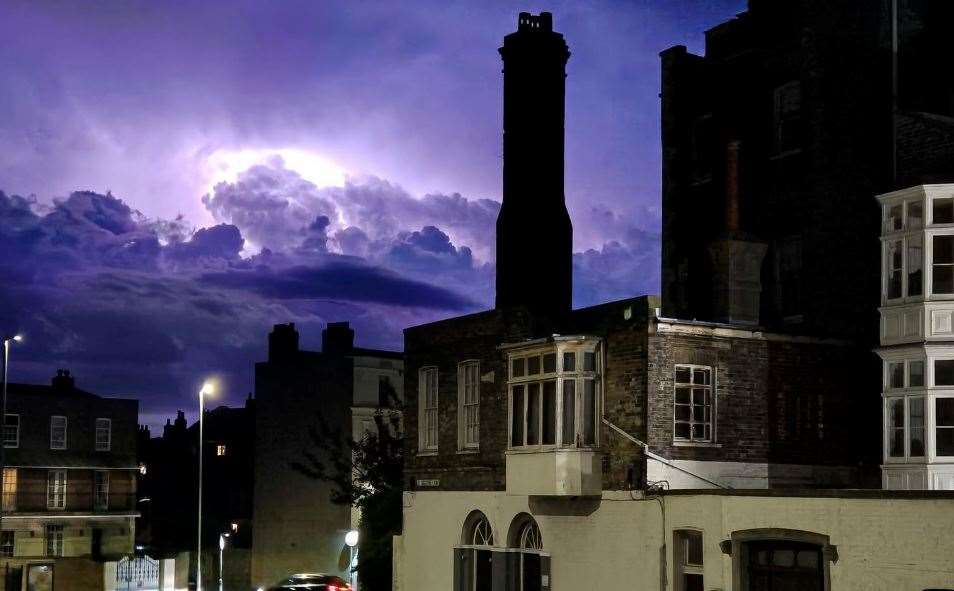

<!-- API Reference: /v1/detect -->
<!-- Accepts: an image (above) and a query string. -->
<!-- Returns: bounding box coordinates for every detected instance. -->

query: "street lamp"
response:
[218,533,229,591]
[345,530,359,591]
[197,381,214,591]
[0,334,23,533]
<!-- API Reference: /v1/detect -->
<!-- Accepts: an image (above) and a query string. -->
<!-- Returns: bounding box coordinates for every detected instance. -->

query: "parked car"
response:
[266,573,351,591]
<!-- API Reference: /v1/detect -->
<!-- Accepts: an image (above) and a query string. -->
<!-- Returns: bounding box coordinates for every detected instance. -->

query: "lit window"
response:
[139,463,147,476]
[675,530,703,591]
[50,416,67,450]
[216,445,227,457]
[95,418,111,451]
[45,525,64,557]
[47,470,66,510]
[3,414,19,448]
[458,361,480,450]
[418,367,439,453]
[2,468,16,512]
[674,366,713,443]
[508,343,600,449]
[94,471,109,511]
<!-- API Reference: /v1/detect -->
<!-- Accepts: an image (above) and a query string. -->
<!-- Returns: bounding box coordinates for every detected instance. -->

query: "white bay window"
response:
[507,339,601,450]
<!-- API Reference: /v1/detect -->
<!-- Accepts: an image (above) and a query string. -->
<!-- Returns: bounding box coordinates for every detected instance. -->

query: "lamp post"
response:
[218,533,228,591]
[0,334,23,534]
[197,381,214,591]
[345,529,359,591]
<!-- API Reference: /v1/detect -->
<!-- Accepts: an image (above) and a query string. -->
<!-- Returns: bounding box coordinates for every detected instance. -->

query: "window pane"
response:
[887,240,903,299]
[511,386,524,446]
[934,265,954,294]
[542,381,556,445]
[935,360,954,385]
[910,361,925,387]
[908,200,923,229]
[512,358,525,378]
[683,531,703,566]
[582,380,596,445]
[542,353,557,374]
[675,366,691,383]
[3,415,17,448]
[527,356,540,376]
[889,362,904,389]
[908,236,923,297]
[562,380,576,445]
[675,423,690,439]
[675,405,690,421]
[526,383,540,445]
[934,197,954,224]
[937,398,954,426]
[910,397,925,456]
[563,352,576,372]
[889,203,903,231]
[684,574,703,591]
[693,368,710,385]
[889,399,905,457]
[675,387,691,404]
[938,428,954,456]
[583,352,596,372]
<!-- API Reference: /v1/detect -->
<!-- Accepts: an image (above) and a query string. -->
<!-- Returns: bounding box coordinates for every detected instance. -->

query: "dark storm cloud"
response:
[0,189,480,427]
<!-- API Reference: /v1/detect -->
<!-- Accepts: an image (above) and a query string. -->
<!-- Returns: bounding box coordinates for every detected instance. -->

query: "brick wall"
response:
[646,328,881,477]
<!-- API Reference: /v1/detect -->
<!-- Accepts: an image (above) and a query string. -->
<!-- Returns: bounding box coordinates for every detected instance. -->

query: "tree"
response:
[291,394,403,591]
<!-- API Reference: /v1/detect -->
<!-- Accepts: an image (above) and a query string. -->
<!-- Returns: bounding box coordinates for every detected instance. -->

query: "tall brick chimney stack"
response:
[268,323,299,363]
[707,140,767,325]
[495,12,573,318]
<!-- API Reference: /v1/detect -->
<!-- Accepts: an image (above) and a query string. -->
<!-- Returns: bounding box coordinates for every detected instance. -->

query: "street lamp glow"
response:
[345,530,359,547]
[200,381,215,397]
[11,335,22,343]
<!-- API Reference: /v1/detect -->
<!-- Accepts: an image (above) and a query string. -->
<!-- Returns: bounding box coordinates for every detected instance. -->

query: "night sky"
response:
[0,0,745,430]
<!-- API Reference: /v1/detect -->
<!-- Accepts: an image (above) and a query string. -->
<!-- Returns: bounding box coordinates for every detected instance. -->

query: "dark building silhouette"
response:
[495,11,573,319]
[251,321,402,590]
[659,0,954,340]
[136,398,255,589]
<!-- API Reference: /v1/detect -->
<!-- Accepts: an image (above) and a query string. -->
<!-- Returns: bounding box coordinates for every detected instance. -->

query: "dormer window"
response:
[507,338,601,449]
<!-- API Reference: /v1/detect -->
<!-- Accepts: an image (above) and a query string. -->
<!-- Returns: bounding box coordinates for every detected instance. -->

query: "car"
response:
[266,573,351,591]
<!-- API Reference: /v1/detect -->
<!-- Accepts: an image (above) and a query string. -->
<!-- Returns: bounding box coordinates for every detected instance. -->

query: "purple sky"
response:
[0,0,745,430]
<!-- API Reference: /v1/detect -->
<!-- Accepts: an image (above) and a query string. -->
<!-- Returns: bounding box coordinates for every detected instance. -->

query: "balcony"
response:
[3,492,138,515]
[505,448,602,496]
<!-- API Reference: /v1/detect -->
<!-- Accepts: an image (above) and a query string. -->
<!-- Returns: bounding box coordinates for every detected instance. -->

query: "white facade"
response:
[877,184,954,489]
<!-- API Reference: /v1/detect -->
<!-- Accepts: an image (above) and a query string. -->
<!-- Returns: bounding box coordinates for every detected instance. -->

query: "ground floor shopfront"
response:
[393,489,954,591]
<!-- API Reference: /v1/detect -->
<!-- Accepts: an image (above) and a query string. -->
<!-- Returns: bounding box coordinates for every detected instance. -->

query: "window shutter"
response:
[454,547,471,591]
[540,555,551,590]
[491,551,520,591]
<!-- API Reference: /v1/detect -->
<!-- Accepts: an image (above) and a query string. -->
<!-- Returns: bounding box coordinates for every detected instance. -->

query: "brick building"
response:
[394,6,954,591]
[659,0,954,339]
[250,322,402,590]
[1,370,138,589]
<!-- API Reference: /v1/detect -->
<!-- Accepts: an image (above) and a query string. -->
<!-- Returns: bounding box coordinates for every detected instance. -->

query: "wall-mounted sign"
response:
[416,479,440,487]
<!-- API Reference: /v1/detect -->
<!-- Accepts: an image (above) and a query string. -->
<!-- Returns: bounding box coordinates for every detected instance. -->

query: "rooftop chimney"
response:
[51,369,74,391]
[268,323,299,362]
[322,322,355,355]
[707,140,767,325]
[495,12,573,318]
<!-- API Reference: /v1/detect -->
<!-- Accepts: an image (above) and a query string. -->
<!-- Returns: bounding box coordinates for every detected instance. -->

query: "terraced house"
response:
[1,370,138,590]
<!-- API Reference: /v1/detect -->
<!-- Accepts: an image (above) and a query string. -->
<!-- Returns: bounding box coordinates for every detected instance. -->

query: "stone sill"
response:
[672,441,723,449]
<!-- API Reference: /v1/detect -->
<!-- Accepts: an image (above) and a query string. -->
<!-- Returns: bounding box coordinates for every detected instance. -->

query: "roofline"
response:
[659,488,954,500]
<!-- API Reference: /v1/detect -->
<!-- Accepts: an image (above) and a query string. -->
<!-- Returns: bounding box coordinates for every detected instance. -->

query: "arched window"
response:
[461,510,495,546]
[517,519,542,550]
[455,511,494,591]
[506,514,548,591]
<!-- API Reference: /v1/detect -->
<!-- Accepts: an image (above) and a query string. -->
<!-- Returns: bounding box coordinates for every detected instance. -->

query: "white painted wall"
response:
[397,490,954,591]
